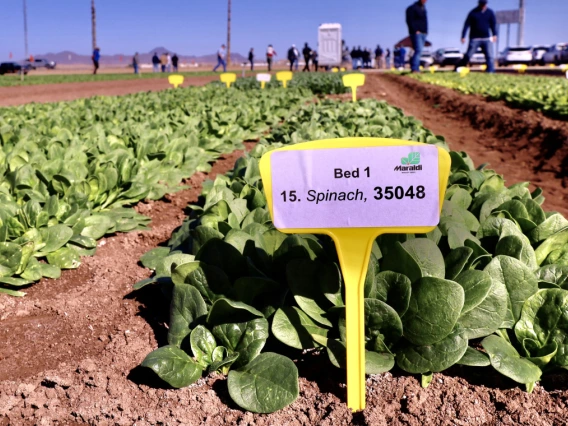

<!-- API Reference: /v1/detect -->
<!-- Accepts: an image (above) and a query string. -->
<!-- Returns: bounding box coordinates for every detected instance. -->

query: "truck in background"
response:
[318,23,342,68]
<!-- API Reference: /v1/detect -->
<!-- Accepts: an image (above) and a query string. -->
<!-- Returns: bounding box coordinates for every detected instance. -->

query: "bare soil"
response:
[0,75,219,107]
[2,76,568,425]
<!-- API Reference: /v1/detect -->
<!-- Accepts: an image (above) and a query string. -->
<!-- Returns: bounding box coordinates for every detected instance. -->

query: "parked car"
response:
[0,62,31,75]
[498,47,533,67]
[420,52,434,68]
[531,45,550,65]
[469,48,487,65]
[25,58,57,70]
[433,48,463,67]
[543,43,568,65]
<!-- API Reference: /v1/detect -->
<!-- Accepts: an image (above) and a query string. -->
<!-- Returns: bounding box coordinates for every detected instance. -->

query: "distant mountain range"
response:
[35,47,247,65]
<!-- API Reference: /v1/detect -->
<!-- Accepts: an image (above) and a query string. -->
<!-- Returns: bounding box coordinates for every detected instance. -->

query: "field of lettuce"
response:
[2,72,568,420]
[409,73,568,120]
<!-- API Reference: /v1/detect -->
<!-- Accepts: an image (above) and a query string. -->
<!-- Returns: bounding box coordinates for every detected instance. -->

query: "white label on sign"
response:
[271,145,441,229]
[256,73,272,82]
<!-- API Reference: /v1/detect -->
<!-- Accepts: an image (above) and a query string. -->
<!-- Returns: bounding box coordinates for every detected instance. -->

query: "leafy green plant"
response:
[409,73,568,120]
[0,85,312,295]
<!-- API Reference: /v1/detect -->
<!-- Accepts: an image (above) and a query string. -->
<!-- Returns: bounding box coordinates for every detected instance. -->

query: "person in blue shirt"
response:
[459,0,498,72]
[213,45,227,72]
[406,0,428,73]
[92,47,100,75]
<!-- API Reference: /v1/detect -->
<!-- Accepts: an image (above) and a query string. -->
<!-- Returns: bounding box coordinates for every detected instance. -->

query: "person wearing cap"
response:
[458,0,498,73]
[406,0,428,73]
[287,44,298,72]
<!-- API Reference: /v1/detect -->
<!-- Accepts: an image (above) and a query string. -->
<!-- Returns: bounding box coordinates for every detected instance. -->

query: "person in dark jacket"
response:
[287,45,298,72]
[152,52,160,72]
[302,43,311,72]
[457,0,498,72]
[311,50,319,72]
[375,45,384,69]
[351,47,359,69]
[406,0,428,72]
[248,48,254,71]
[172,53,179,72]
[92,47,100,75]
[386,48,392,68]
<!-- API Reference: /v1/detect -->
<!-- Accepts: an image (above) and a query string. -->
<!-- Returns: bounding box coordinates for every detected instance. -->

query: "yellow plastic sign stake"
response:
[549,64,556,68]
[561,64,568,72]
[340,67,346,72]
[220,72,237,88]
[342,73,366,102]
[332,67,339,73]
[256,73,272,89]
[429,65,438,73]
[276,71,293,88]
[457,67,470,77]
[480,64,487,71]
[513,64,527,74]
[168,74,184,88]
[259,137,451,412]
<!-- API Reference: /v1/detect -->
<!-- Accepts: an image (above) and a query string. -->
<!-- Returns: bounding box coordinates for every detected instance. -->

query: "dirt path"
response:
[0,75,220,107]
[358,73,568,218]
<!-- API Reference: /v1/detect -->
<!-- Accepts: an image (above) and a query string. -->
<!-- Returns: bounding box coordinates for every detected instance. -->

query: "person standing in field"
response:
[92,47,100,75]
[248,48,254,71]
[213,44,227,72]
[132,52,139,74]
[152,52,160,72]
[311,50,319,72]
[293,45,300,71]
[266,45,277,71]
[166,53,172,72]
[302,43,312,72]
[160,53,167,72]
[457,0,498,73]
[375,45,384,69]
[406,0,428,73]
[288,45,298,72]
[172,53,179,72]
[385,48,392,68]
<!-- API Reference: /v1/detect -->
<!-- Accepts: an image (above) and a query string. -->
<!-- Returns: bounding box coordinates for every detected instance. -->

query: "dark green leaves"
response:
[228,353,299,413]
[168,285,208,347]
[141,345,202,388]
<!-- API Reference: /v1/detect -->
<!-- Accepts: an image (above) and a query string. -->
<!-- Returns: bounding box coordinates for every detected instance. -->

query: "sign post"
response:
[220,72,237,88]
[168,75,184,88]
[342,74,365,102]
[259,138,451,411]
[276,71,293,88]
[256,73,271,89]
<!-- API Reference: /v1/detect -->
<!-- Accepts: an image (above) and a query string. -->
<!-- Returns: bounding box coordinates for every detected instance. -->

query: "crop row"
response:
[409,72,568,120]
[0,84,315,295]
[135,93,568,413]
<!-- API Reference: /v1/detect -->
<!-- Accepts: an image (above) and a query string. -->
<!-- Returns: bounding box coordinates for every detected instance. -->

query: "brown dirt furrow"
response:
[359,73,568,218]
[0,75,220,107]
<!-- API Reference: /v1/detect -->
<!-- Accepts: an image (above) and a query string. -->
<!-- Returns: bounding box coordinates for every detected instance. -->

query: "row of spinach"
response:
[0,86,314,295]
[136,97,568,413]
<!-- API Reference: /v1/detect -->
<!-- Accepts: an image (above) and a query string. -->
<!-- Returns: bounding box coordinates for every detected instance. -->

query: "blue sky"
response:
[1,0,566,60]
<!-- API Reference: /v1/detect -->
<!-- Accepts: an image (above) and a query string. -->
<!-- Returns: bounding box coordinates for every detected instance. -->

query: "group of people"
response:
[285,43,319,72]
[151,52,180,73]
[406,0,498,73]
[348,46,392,70]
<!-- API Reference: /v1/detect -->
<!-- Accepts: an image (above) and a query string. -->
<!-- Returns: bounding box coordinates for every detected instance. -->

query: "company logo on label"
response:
[395,152,422,173]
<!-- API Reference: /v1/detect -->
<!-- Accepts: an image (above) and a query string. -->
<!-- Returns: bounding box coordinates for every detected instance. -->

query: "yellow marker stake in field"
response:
[340,67,346,72]
[561,64,568,72]
[332,67,340,73]
[342,73,366,102]
[457,67,470,77]
[513,64,528,74]
[168,74,184,88]
[276,71,293,88]
[259,138,451,412]
[220,72,237,88]
[429,65,438,74]
[480,64,487,71]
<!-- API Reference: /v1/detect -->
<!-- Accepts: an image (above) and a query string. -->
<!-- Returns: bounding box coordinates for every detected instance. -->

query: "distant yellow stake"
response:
[259,138,451,412]
[457,67,470,77]
[276,71,293,88]
[513,64,528,74]
[480,64,487,71]
[220,72,237,88]
[561,64,568,72]
[342,73,366,102]
[429,65,438,74]
[340,67,346,72]
[168,74,184,88]
[332,67,339,73]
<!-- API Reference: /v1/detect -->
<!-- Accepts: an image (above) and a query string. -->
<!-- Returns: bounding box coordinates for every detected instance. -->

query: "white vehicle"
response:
[531,45,549,65]
[433,48,463,67]
[420,52,434,68]
[318,23,342,67]
[542,43,568,65]
[498,47,533,67]
[469,47,487,65]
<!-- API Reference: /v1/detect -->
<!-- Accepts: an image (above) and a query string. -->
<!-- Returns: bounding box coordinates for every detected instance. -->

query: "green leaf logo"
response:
[401,152,421,166]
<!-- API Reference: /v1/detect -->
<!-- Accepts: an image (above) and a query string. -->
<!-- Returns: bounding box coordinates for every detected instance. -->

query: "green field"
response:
[0,70,221,87]
[409,72,568,120]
